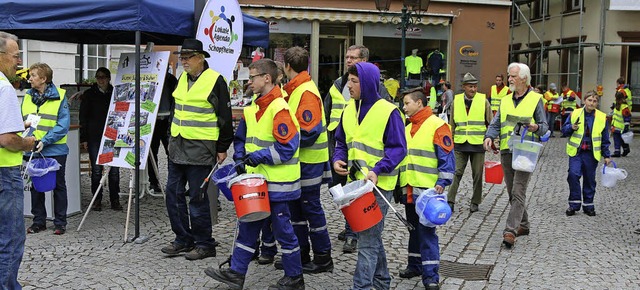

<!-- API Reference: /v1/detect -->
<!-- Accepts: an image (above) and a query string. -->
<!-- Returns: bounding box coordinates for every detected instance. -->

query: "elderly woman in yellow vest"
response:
[397,87,455,289]
[21,62,70,235]
[447,72,492,213]
[561,91,611,216]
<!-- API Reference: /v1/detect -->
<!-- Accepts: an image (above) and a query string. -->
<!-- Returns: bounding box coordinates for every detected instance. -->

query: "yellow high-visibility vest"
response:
[22,88,68,145]
[286,80,329,165]
[490,85,509,111]
[562,90,577,111]
[0,75,22,167]
[244,97,301,193]
[342,99,400,191]
[171,69,220,140]
[566,108,606,160]
[453,93,486,145]
[327,84,350,131]
[612,103,629,130]
[400,115,444,188]
[499,92,542,150]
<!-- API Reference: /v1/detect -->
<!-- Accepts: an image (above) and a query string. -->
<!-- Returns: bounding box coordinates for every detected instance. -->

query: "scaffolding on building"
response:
[509,0,596,93]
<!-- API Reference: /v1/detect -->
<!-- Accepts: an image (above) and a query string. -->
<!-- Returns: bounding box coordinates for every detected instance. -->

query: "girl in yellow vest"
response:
[560,91,611,216]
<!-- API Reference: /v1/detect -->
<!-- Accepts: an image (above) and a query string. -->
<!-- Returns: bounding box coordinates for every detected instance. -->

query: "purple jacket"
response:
[333,62,407,176]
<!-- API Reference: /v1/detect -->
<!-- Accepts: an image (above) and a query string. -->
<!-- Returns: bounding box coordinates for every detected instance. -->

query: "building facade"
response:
[510,0,640,111]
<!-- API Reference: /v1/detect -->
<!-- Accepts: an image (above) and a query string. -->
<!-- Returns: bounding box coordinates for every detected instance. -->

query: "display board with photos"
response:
[96,51,169,169]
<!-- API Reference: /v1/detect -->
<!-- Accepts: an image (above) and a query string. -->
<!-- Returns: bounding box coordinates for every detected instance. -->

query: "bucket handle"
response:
[602,160,617,175]
[519,126,536,143]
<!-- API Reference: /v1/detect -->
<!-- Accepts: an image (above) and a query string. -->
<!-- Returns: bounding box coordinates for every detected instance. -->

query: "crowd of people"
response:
[0,30,636,290]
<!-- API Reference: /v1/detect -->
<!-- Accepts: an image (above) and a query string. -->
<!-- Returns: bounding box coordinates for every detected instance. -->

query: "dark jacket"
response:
[79,84,112,144]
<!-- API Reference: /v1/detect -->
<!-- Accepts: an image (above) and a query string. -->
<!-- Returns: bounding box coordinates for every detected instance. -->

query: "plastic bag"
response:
[414,188,451,227]
[331,180,375,209]
[600,161,627,188]
[621,131,634,144]
[26,158,61,177]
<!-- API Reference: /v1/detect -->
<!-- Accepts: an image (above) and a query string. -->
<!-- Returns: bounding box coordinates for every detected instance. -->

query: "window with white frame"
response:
[567,0,582,11]
[76,44,110,82]
[532,0,549,20]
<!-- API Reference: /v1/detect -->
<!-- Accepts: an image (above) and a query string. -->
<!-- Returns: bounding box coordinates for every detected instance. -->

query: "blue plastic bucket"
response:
[212,164,237,201]
[30,158,57,192]
[415,192,451,227]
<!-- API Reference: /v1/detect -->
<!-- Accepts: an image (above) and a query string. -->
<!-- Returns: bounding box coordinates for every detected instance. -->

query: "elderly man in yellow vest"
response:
[21,62,70,235]
[489,74,509,115]
[161,39,234,260]
[0,31,37,289]
[447,72,492,213]
[561,91,611,217]
[483,63,548,249]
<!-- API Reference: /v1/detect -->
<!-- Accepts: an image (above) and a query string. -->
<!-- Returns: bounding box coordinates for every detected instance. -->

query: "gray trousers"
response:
[447,151,485,205]
[501,153,532,234]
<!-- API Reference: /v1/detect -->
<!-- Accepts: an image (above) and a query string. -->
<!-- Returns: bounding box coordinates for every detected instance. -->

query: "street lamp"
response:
[374,0,430,90]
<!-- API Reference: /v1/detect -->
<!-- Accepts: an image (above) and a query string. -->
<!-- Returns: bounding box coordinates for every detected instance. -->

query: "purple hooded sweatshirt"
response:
[333,62,407,176]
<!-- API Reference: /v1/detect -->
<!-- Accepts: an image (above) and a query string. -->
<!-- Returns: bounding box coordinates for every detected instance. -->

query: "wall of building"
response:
[26,41,76,85]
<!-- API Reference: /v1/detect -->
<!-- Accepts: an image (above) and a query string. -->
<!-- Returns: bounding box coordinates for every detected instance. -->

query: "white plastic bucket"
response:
[601,161,628,188]
[512,140,543,172]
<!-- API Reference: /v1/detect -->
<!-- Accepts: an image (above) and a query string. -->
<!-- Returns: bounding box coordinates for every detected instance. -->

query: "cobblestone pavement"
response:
[19,137,640,289]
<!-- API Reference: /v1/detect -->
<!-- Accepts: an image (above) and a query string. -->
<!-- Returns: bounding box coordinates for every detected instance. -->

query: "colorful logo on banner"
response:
[197,0,243,83]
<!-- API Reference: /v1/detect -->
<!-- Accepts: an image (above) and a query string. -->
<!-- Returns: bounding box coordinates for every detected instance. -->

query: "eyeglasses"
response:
[248,73,267,82]
[179,54,198,61]
[0,51,21,60]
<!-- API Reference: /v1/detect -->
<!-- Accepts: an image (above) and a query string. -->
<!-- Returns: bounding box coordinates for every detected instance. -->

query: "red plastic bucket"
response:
[550,104,561,113]
[229,174,270,222]
[341,191,382,232]
[484,161,504,184]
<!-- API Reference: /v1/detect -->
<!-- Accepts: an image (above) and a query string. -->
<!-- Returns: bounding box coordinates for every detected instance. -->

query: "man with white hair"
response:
[483,62,548,249]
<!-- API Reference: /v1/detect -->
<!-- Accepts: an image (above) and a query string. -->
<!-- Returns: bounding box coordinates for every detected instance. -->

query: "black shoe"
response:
[150,183,162,193]
[399,267,421,278]
[111,202,123,211]
[584,210,596,216]
[204,267,245,290]
[92,203,102,212]
[302,252,333,274]
[53,226,66,235]
[337,229,346,241]
[185,246,216,260]
[612,153,621,158]
[268,274,305,290]
[565,208,577,216]
[448,202,454,212]
[622,148,631,157]
[634,228,640,234]
[343,238,357,253]
[27,224,47,234]
[258,255,275,265]
[470,203,479,213]
[274,258,283,270]
[426,283,440,290]
[161,242,194,255]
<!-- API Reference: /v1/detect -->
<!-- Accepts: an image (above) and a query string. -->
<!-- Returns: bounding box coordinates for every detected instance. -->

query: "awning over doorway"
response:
[242,5,451,26]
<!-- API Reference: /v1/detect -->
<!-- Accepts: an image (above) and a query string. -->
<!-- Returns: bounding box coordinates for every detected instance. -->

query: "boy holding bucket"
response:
[205,59,305,290]
[561,90,611,216]
[332,62,407,290]
[398,87,455,289]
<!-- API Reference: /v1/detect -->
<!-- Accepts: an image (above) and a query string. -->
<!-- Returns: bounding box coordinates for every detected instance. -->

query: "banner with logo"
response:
[96,51,170,169]
[196,0,244,82]
[454,41,482,88]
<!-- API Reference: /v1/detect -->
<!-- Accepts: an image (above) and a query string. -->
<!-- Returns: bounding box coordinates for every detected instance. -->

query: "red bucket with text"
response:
[550,104,561,113]
[229,174,270,222]
[484,161,504,184]
[341,184,382,232]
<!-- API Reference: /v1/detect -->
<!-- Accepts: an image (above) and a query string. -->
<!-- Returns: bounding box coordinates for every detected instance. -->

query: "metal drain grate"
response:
[439,261,494,280]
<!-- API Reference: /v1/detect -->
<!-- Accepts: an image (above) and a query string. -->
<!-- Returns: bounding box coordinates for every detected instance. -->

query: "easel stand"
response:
[76,166,112,231]
[124,153,164,243]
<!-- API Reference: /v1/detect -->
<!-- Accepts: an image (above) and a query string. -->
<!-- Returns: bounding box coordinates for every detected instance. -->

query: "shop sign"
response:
[269,19,312,34]
[196,0,243,82]
[362,22,448,40]
[454,41,482,86]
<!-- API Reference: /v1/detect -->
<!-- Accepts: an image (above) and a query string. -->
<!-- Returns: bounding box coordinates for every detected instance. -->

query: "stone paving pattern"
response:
[19,137,640,289]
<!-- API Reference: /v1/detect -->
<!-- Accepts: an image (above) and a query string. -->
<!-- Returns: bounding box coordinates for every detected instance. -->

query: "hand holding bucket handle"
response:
[352,162,415,231]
